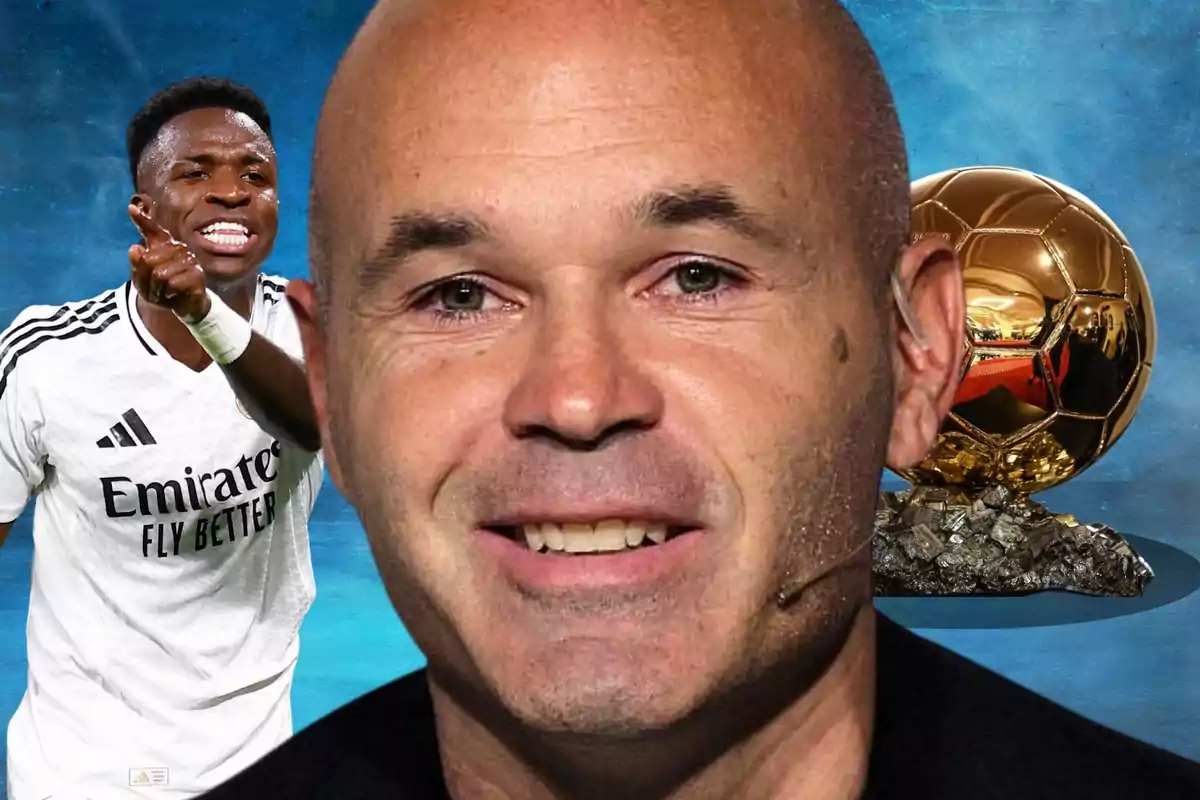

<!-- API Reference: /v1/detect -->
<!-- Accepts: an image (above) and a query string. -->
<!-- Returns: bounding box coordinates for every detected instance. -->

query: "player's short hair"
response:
[126,77,273,186]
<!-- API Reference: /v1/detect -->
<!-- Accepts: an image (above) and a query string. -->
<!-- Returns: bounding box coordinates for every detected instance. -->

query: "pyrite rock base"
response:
[873,485,1154,597]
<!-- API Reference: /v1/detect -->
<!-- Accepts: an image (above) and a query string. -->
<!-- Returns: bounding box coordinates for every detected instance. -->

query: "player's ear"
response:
[285,279,347,491]
[129,194,153,243]
[886,235,965,469]
[129,193,154,215]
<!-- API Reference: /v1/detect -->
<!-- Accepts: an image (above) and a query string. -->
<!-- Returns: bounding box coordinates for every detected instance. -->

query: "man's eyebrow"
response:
[354,186,794,294]
[631,184,794,250]
[358,212,492,293]
[174,152,271,167]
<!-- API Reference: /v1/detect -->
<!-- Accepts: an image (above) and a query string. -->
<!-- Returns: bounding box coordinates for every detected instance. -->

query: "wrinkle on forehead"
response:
[311,0,905,302]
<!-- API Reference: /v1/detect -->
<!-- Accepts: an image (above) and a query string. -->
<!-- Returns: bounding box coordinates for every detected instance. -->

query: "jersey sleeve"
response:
[0,315,49,522]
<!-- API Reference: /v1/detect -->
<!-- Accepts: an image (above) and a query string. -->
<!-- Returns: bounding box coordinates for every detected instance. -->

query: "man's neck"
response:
[434,606,877,800]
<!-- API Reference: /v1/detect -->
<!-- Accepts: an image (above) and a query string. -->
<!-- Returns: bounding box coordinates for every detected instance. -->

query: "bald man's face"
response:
[304,0,907,739]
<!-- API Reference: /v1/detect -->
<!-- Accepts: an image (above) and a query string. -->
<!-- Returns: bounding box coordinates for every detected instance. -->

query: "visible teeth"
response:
[542,524,565,552]
[517,520,677,554]
[202,231,250,248]
[201,223,251,248]
[591,520,628,552]
[201,222,249,235]
[563,523,594,553]
[523,526,545,552]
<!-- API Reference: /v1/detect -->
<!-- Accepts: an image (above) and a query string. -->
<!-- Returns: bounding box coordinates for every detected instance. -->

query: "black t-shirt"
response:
[201,613,1200,799]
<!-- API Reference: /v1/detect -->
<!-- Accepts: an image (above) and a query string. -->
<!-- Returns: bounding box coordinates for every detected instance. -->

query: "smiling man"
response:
[203,1,1200,799]
[0,78,322,798]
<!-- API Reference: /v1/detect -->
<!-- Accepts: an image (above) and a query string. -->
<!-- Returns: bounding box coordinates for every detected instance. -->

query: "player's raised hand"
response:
[128,203,211,323]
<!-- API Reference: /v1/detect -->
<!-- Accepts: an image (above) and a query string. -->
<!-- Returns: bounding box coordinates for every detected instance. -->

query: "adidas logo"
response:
[97,409,157,449]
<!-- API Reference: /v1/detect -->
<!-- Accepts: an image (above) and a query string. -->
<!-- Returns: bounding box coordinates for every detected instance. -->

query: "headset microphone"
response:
[775,532,875,608]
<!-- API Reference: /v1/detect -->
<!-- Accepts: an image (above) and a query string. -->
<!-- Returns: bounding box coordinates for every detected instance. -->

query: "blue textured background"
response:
[1,0,1198,790]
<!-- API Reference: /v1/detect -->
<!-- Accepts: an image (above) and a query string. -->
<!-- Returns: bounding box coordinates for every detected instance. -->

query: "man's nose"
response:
[204,170,252,207]
[502,303,664,449]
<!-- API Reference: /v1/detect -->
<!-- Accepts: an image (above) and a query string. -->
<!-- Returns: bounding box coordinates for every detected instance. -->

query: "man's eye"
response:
[651,259,744,301]
[410,276,514,325]
[673,262,725,294]
[437,278,488,311]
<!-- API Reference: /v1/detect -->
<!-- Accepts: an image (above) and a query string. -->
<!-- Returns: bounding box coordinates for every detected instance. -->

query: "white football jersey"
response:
[0,275,322,800]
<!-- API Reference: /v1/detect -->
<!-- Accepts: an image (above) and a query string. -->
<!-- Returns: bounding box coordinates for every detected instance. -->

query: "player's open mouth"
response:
[198,221,257,254]
[484,519,693,554]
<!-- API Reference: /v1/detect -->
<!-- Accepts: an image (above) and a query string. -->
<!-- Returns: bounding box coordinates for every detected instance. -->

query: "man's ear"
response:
[886,236,965,469]
[285,279,350,496]
[129,193,154,244]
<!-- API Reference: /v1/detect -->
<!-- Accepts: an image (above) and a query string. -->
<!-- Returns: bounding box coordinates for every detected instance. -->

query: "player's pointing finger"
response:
[128,203,173,247]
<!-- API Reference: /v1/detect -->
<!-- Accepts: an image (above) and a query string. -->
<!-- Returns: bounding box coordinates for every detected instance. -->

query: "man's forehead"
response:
[326,0,849,137]
[151,109,272,161]
[315,0,860,261]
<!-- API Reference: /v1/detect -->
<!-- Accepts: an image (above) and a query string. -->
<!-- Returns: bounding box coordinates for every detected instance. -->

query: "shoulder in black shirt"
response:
[201,613,1200,799]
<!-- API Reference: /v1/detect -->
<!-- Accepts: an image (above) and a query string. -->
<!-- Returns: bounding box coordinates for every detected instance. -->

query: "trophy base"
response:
[872,485,1154,597]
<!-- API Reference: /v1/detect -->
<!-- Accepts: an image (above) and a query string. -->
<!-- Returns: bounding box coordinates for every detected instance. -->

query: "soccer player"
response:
[0,78,322,798]
[200,1,1200,798]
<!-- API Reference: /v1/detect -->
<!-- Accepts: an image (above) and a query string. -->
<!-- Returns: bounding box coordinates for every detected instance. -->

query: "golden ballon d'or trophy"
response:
[874,166,1156,597]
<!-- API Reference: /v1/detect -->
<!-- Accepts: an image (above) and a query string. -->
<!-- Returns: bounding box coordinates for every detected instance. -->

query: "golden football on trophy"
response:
[896,166,1156,495]
[876,166,1157,596]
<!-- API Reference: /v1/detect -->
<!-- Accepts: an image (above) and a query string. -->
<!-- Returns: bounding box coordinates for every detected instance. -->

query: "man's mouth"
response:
[476,512,707,591]
[486,519,691,554]
[197,221,256,254]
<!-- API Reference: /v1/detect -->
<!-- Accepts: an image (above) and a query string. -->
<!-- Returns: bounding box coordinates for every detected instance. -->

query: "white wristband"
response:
[177,289,253,365]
